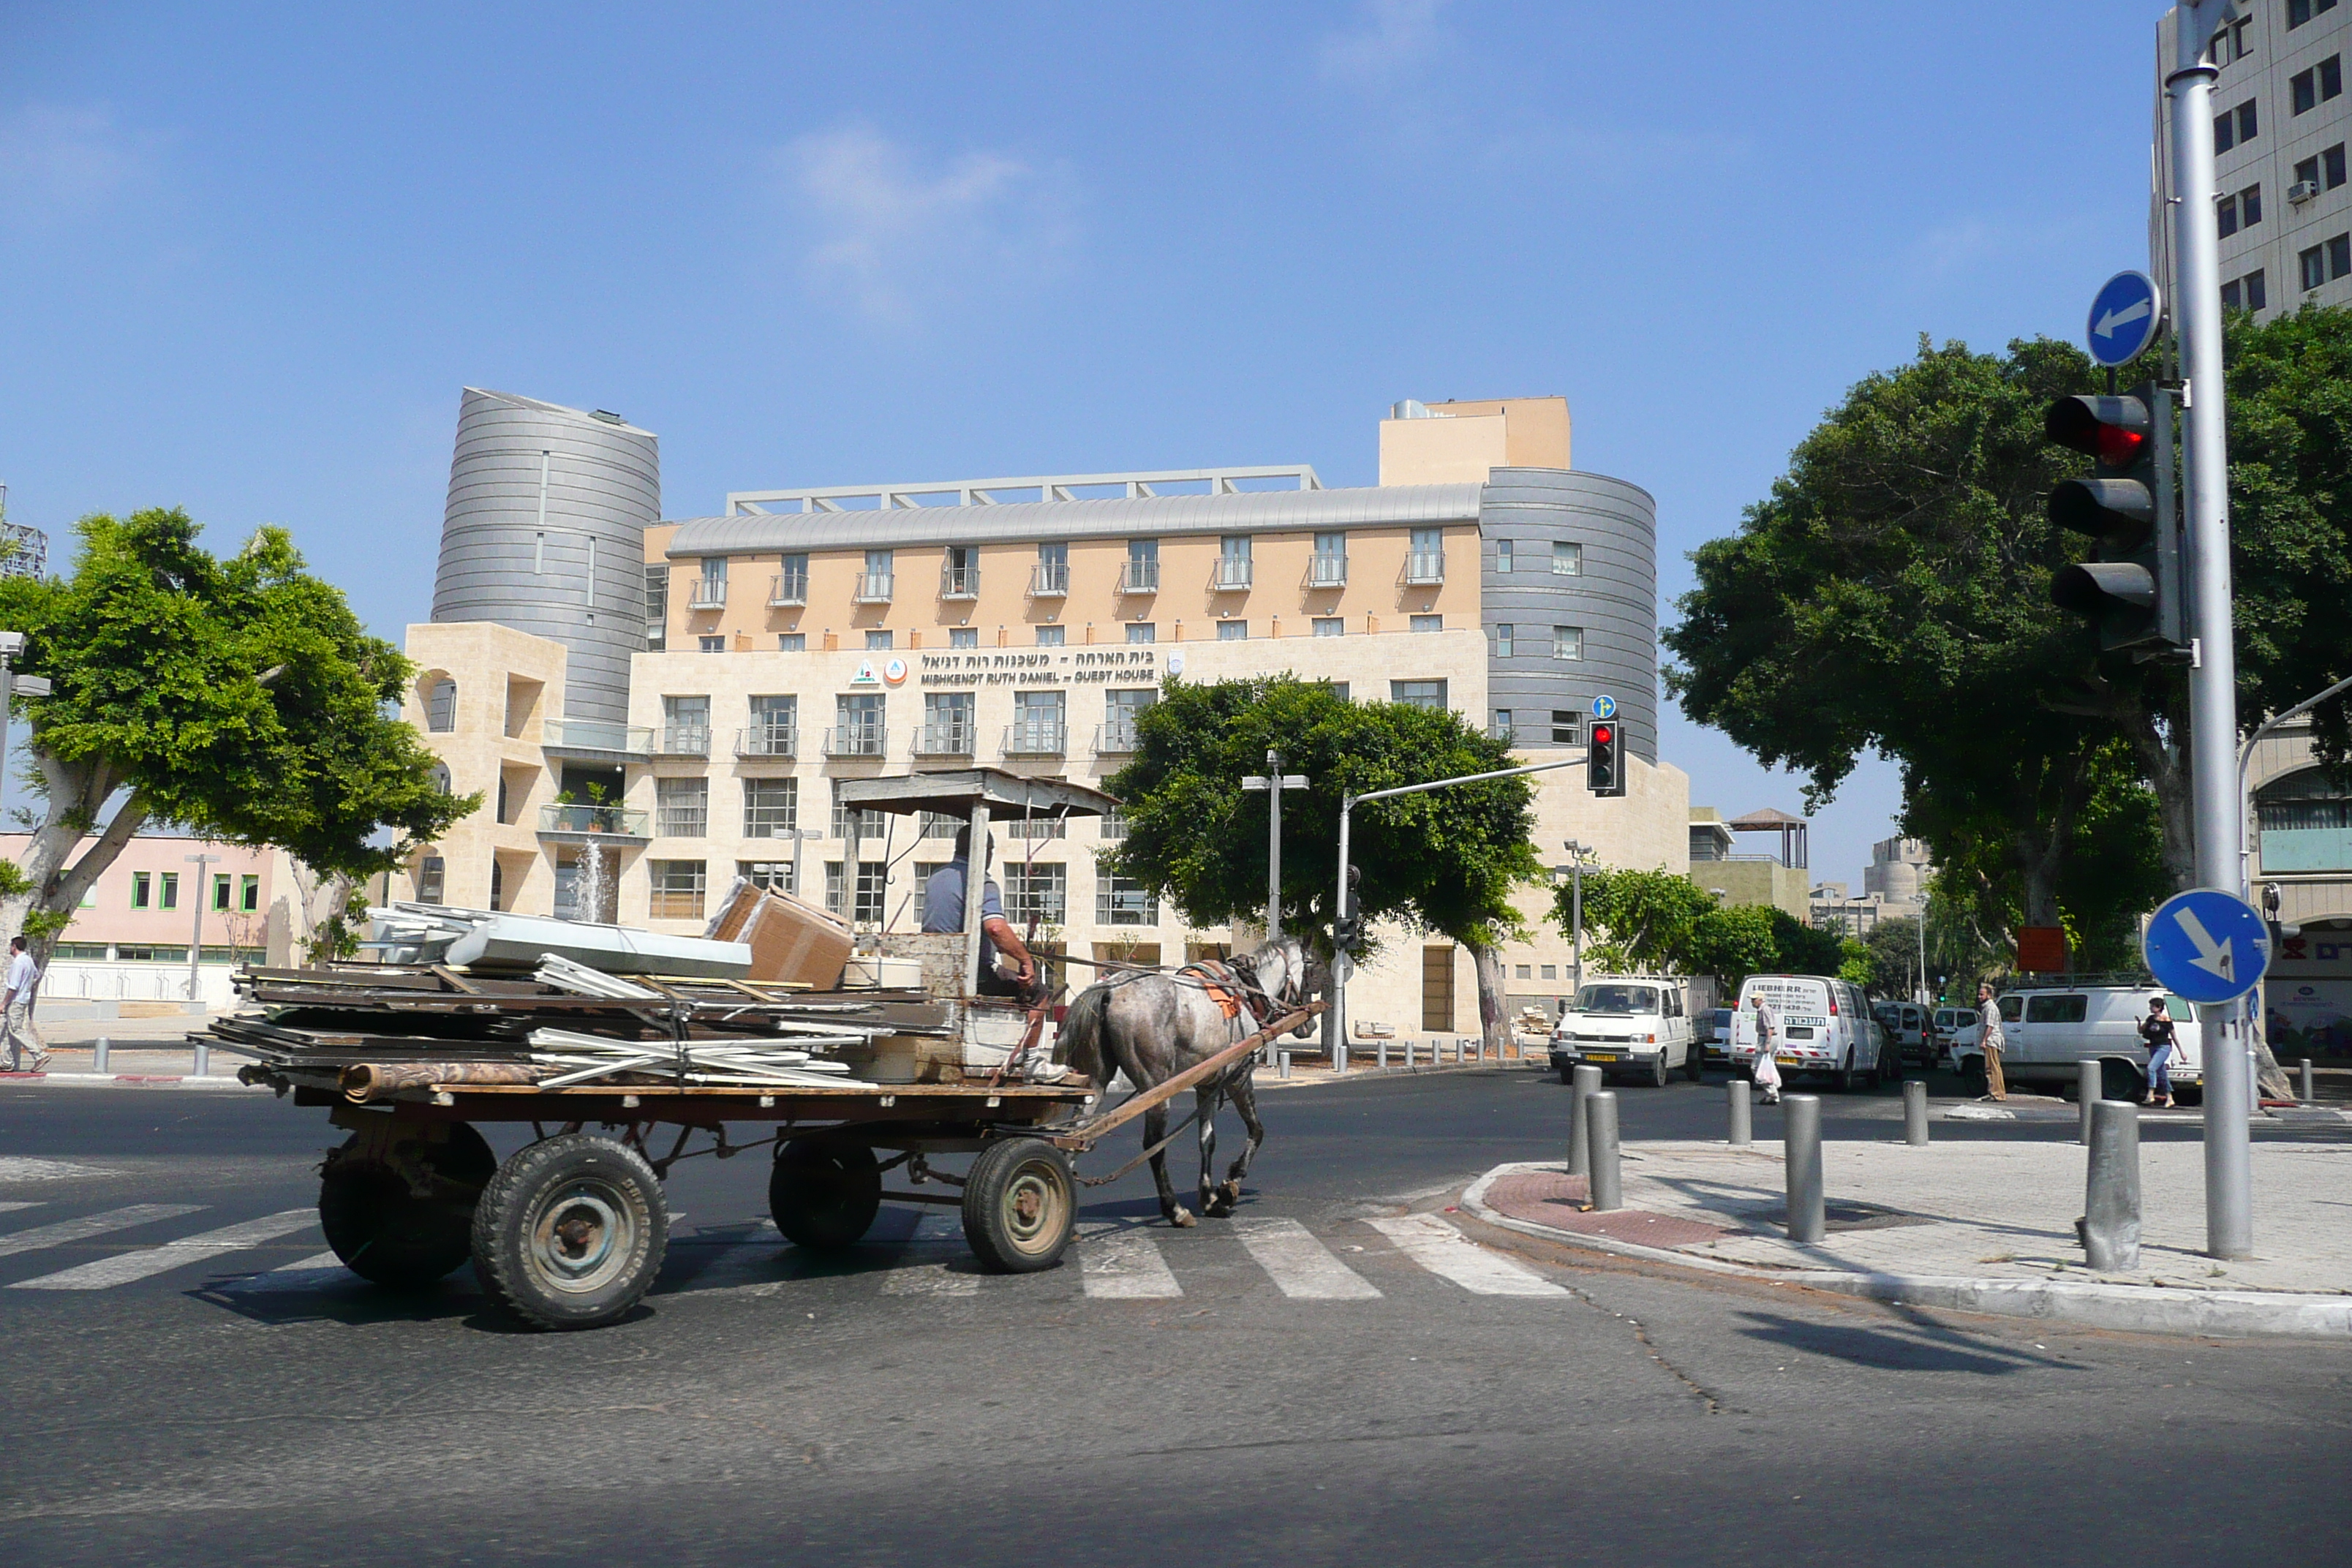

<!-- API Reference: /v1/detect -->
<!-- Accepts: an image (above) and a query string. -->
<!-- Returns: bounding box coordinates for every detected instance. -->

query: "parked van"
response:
[1929,1004,1979,1067]
[1871,1000,1934,1066]
[1548,977,1699,1087]
[1949,986,2203,1102]
[1729,973,1892,1090]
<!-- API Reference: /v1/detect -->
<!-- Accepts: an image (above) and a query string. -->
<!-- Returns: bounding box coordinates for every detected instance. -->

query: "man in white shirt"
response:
[2,935,49,1073]
[1977,981,2008,1101]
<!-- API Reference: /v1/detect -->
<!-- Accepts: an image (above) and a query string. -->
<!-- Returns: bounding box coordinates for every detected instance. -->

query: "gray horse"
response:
[1057,936,1323,1227]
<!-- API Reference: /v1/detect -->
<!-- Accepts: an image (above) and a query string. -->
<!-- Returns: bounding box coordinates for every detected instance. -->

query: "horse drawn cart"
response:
[211,769,1311,1330]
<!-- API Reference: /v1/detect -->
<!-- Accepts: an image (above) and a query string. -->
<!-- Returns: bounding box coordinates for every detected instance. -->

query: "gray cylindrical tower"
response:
[432,388,658,725]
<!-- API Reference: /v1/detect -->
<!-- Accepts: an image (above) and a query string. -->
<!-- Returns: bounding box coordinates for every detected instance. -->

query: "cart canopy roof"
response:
[834,767,1119,821]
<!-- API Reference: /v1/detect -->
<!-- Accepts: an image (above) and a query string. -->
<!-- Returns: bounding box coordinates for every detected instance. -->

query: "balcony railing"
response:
[735,724,798,759]
[1308,554,1349,587]
[1003,720,1068,756]
[825,725,889,758]
[538,803,651,837]
[853,573,895,604]
[939,564,981,599]
[1403,551,1446,586]
[688,578,728,609]
[1213,558,1254,592]
[1095,721,1141,755]
[769,572,807,607]
[542,719,653,755]
[916,723,976,757]
[1030,561,1070,596]
[1118,561,1160,595]
[655,725,710,756]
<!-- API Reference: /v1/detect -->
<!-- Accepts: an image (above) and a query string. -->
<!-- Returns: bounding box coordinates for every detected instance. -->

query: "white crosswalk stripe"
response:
[1364,1214,1569,1297]
[0,1202,41,1216]
[0,1204,206,1261]
[1077,1225,1183,1298]
[11,1209,316,1291]
[1232,1216,1382,1299]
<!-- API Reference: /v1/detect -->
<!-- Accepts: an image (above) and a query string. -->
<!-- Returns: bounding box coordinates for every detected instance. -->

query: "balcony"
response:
[853,573,895,604]
[825,725,889,758]
[538,803,650,840]
[939,564,981,600]
[688,578,728,610]
[1003,720,1068,757]
[915,723,976,757]
[1118,561,1160,595]
[541,718,653,757]
[1095,721,1140,755]
[735,724,798,759]
[1307,554,1349,588]
[654,725,710,757]
[1403,552,1446,586]
[1212,559,1254,592]
[1030,562,1070,597]
[769,572,807,608]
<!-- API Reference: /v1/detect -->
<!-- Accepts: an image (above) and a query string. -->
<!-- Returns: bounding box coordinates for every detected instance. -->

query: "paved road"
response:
[1,1070,2345,1566]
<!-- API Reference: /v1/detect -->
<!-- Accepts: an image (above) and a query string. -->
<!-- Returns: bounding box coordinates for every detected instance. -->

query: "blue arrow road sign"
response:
[1591,695,1616,720]
[2143,888,2270,1004]
[2087,271,2162,368]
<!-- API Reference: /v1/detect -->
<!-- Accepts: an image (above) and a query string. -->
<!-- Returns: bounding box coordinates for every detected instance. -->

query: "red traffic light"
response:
[1591,724,1613,747]
[2046,395,2149,467]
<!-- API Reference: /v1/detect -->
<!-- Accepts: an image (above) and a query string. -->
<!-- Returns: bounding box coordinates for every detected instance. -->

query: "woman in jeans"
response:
[2138,995,2178,1109]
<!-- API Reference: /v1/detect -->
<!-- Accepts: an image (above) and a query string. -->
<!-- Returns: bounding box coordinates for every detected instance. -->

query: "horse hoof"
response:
[1169,1207,1197,1229]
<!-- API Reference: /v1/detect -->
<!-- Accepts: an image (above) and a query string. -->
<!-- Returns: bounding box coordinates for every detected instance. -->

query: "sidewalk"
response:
[0,1020,257,1088]
[1465,1134,2352,1339]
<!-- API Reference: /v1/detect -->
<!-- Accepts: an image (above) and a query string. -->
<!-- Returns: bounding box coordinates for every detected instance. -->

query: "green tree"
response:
[1857,916,1923,998]
[1101,676,1542,1052]
[0,510,474,957]
[1549,868,1853,995]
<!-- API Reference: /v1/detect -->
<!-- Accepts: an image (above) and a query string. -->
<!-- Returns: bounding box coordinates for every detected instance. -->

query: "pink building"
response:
[1,832,284,965]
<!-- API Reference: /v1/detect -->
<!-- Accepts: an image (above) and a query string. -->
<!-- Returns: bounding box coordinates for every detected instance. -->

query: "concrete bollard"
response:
[1379,1039,1390,1071]
[1403,1040,1415,1070]
[92,1036,110,1074]
[1335,1042,1348,1074]
[1727,1077,1752,1145]
[193,1041,210,1078]
[2078,1059,2103,1145]
[1277,1049,1292,1080]
[1902,1079,1929,1146]
[1568,1063,1602,1177]
[2302,1057,2315,1104]
[1784,1095,1825,1244]
[1588,1090,1623,1210]
[2083,1098,2142,1271]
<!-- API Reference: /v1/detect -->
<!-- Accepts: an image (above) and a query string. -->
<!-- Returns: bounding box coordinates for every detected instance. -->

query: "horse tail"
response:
[1060,983,1112,1083]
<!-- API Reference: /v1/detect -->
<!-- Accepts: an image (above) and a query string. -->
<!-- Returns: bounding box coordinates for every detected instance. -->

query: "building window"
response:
[832,780,886,842]
[923,690,976,754]
[1312,617,1344,637]
[834,692,886,757]
[2224,270,2269,311]
[1554,625,1584,660]
[2294,59,2341,115]
[1410,614,1442,633]
[2236,98,2258,144]
[689,557,727,609]
[159,871,179,911]
[775,553,809,605]
[211,874,232,912]
[426,679,457,732]
[649,859,707,921]
[131,871,151,909]
[2215,97,2257,149]
[1406,527,1444,584]
[1035,625,1063,647]
[661,695,710,754]
[743,777,796,838]
[1391,679,1447,710]
[2332,145,2349,189]
[656,777,708,837]
[240,874,259,913]
[1096,872,1159,926]
[1005,813,1067,840]
[1123,538,1159,594]
[1100,809,1128,843]
[1496,539,1515,573]
[1009,690,1065,753]
[1034,540,1069,596]
[644,565,668,652]
[1491,709,1515,741]
[1310,532,1347,587]
[1553,540,1581,576]
[2313,235,2352,289]
[1322,681,1351,702]
[1215,535,1253,590]
[1494,623,1515,657]
[2336,234,2352,282]
[779,633,805,652]
[1103,688,1155,753]
[862,549,894,600]
[943,627,978,649]
[2223,278,2242,311]
[2210,12,2252,63]
[1541,964,1557,981]
[489,859,505,912]
[825,860,886,924]
[941,544,979,599]
[739,860,795,895]
[699,636,726,653]
[1126,622,1156,644]
[1005,863,1067,925]
[412,858,442,906]
[1551,710,1583,745]
[1218,619,1248,641]
[867,630,894,651]
[2290,0,2339,29]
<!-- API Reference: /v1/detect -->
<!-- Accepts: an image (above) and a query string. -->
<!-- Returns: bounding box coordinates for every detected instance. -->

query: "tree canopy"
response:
[1550,867,1852,993]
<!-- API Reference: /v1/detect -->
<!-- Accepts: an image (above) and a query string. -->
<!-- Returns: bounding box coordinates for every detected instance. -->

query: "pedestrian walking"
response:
[2,935,50,1073]
[2138,993,2178,1109]
[1977,981,2007,1101]
[1751,995,1783,1105]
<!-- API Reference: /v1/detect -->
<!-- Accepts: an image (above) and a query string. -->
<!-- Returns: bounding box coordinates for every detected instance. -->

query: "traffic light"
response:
[1587,720,1624,797]
[2046,388,2185,656]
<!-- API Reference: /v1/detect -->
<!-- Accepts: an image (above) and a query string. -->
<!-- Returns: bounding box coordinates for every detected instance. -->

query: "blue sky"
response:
[0,1,2169,887]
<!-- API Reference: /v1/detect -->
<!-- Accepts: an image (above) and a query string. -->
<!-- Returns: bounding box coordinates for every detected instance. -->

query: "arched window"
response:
[427,679,458,733]
[415,853,446,905]
[489,858,505,913]
[429,763,453,795]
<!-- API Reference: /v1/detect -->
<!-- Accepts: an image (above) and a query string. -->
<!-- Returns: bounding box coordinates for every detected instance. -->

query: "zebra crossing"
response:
[0,1199,1573,1304]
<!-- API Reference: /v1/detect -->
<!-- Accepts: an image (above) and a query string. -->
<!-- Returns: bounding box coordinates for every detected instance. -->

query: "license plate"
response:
[1586,1053,1618,1063]
[1776,1054,1800,1066]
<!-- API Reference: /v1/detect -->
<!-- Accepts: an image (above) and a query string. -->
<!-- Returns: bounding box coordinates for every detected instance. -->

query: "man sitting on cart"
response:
[922,825,1049,1009]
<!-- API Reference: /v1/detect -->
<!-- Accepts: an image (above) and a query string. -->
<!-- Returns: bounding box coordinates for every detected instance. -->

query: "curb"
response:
[1459,1161,2352,1341]
[0,1071,260,1090]
[1258,1058,1543,1090]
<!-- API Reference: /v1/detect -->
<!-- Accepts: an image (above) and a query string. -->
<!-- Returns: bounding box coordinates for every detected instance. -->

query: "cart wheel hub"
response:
[527,1183,635,1292]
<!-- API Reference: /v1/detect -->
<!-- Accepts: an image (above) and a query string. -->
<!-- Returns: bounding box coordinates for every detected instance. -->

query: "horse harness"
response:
[1180,957,1275,1036]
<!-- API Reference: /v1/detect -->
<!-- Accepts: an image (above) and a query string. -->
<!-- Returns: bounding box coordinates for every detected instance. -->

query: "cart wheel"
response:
[470,1133,667,1331]
[769,1138,881,1250]
[319,1122,495,1289]
[962,1137,1075,1273]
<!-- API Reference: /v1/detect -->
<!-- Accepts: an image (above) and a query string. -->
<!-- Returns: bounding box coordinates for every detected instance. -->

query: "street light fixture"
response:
[184,853,221,1008]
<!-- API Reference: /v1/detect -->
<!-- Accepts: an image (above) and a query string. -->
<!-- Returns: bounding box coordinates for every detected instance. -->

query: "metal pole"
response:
[1587,1090,1622,1210]
[2301,1056,2315,1104]
[1572,856,1584,998]
[0,638,12,831]
[1727,1077,1752,1146]
[1903,1079,1929,1146]
[2078,1058,2103,1146]
[1330,798,1352,1065]
[1784,1095,1824,1243]
[2170,0,2253,1259]
[183,853,219,1009]
[1265,749,1282,941]
[1568,1063,1600,1177]
[2084,1099,2143,1272]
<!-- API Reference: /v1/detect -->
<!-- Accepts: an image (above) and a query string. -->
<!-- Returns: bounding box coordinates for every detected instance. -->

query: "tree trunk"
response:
[0,748,149,961]
[1467,939,1509,1058]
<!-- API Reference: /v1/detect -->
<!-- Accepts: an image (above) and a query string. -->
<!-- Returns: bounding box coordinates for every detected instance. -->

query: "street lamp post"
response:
[184,853,220,1007]
[1241,749,1308,941]
[1563,840,1596,998]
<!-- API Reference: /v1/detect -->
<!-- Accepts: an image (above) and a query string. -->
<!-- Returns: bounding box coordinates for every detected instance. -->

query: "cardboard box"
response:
[703,878,853,990]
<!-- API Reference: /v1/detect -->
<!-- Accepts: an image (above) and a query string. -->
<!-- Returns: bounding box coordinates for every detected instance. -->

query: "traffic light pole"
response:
[2168,0,2253,1259]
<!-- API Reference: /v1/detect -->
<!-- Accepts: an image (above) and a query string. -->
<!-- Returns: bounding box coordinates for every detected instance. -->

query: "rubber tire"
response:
[1686,1046,1705,1082]
[769,1138,882,1250]
[1836,1051,1861,1093]
[1960,1058,1989,1097]
[1649,1052,1670,1089]
[1558,1064,1575,1086]
[319,1122,495,1289]
[2174,1082,2204,1107]
[1877,1045,1901,1089]
[471,1134,667,1331]
[962,1137,1076,1273]
[2101,1058,2144,1104]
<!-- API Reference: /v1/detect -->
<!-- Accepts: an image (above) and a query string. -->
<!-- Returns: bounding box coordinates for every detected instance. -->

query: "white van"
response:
[1951,986,2203,1102]
[1729,973,1892,1090]
[1548,977,1699,1087]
